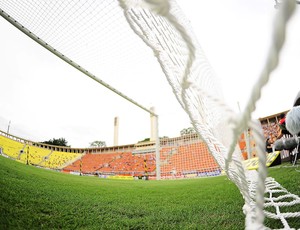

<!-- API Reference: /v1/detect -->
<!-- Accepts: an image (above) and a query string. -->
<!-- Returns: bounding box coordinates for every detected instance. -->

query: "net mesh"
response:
[119,1,300,228]
[1,0,299,229]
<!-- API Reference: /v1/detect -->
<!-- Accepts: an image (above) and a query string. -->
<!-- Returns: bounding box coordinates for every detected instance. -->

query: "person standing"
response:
[266,138,273,153]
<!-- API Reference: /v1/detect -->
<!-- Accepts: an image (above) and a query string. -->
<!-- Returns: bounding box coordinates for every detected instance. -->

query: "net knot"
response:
[182,79,192,89]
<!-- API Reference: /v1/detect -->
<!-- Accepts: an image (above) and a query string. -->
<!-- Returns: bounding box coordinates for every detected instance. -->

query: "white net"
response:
[1,0,299,229]
[119,1,300,229]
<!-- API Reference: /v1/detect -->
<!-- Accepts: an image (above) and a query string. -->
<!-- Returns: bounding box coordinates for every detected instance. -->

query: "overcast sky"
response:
[0,0,299,148]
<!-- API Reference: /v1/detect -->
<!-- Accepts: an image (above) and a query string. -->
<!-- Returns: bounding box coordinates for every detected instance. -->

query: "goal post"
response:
[150,107,161,180]
[0,5,162,180]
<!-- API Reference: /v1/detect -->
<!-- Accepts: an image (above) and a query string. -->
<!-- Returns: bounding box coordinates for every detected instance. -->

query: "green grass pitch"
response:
[0,156,299,229]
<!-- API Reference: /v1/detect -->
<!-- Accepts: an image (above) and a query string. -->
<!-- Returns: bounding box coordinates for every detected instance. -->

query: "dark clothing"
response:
[266,139,273,153]
[293,90,300,106]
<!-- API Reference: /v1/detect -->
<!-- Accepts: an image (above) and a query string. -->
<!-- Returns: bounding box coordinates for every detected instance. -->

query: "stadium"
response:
[0,111,295,179]
[1,0,300,229]
[1,111,300,229]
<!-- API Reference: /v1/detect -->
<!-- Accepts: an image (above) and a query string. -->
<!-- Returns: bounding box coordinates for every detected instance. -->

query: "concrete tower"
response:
[114,116,119,146]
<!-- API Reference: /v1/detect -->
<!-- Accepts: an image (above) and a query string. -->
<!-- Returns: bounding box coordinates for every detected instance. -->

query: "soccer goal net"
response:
[0,0,299,229]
